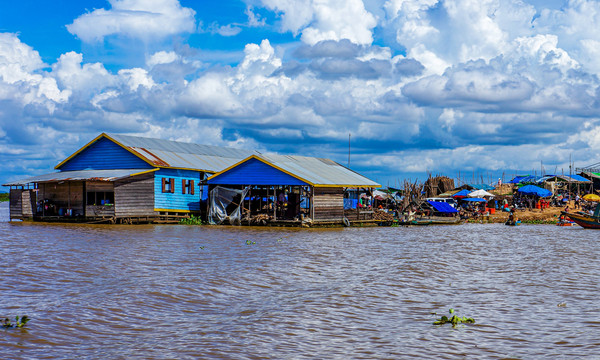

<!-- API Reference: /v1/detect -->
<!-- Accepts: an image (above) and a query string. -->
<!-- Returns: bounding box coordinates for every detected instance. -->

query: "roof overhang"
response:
[3,169,158,186]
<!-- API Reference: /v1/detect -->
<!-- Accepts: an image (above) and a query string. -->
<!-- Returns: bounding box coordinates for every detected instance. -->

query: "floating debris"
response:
[433,309,475,328]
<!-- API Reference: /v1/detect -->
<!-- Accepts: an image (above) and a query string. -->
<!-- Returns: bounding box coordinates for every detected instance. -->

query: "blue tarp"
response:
[461,197,487,202]
[509,175,540,184]
[517,184,552,197]
[343,198,358,210]
[427,201,458,213]
[567,174,591,182]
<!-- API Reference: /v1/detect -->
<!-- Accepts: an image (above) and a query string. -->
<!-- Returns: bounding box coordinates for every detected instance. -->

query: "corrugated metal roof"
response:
[212,154,380,187]
[106,133,255,171]
[3,169,156,186]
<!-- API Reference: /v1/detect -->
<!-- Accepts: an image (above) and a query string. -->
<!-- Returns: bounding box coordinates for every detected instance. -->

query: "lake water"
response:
[1,201,599,359]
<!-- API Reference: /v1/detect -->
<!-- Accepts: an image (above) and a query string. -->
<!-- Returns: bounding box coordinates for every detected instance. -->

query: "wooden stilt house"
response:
[206,154,380,226]
[3,133,253,223]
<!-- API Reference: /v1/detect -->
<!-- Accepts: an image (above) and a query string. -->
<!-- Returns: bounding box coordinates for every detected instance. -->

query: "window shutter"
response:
[190,180,195,195]
[162,178,166,193]
[182,179,186,194]
[170,178,175,193]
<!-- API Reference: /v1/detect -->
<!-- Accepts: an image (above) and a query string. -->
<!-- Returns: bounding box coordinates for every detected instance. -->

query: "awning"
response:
[427,201,458,213]
[3,169,158,186]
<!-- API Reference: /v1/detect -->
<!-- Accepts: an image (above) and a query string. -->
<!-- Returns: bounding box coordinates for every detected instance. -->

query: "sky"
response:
[1,0,600,188]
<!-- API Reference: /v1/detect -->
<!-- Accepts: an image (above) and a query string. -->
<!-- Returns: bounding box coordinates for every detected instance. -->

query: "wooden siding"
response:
[208,158,308,186]
[59,137,151,171]
[39,182,85,216]
[313,187,344,222]
[114,173,155,217]
[9,189,34,219]
[9,189,23,218]
[154,169,202,211]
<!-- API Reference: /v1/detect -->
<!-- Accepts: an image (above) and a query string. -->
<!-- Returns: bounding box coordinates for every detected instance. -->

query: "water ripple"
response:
[1,203,600,359]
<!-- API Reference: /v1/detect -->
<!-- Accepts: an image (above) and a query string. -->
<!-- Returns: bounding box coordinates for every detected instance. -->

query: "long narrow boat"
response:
[563,204,600,229]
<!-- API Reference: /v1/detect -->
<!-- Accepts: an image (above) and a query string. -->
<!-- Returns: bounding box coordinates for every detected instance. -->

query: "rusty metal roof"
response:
[106,133,256,171]
[3,169,157,186]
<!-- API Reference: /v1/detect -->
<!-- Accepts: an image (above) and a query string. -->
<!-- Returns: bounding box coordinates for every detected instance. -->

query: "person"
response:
[575,194,580,209]
[564,205,569,213]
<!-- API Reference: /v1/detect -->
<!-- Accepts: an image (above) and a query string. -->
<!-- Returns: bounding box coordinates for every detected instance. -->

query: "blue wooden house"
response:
[4,133,254,223]
[4,133,380,225]
[206,154,380,225]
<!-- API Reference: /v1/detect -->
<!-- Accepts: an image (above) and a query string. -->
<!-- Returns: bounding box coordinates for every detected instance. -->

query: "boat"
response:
[563,203,600,229]
[556,219,576,227]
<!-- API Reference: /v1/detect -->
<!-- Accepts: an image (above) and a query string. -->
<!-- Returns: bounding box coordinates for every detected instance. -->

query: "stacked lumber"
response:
[373,209,394,221]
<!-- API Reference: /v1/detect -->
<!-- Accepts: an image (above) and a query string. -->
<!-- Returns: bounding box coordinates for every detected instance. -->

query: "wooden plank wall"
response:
[114,173,155,217]
[313,187,344,222]
[21,189,35,217]
[9,189,23,219]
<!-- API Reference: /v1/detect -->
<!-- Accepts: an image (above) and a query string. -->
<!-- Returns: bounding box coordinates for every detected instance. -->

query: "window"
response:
[162,178,175,193]
[86,191,114,206]
[182,179,195,195]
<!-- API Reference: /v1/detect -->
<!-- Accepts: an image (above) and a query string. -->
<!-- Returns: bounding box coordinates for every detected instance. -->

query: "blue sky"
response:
[1,0,599,188]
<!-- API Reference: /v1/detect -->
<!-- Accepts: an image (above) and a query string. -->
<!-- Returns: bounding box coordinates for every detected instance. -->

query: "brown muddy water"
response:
[1,201,599,359]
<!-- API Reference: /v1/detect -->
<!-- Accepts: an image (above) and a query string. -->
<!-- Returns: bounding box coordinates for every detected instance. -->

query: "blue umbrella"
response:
[517,185,552,197]
[461,197,487,202]
[453,189,471,198]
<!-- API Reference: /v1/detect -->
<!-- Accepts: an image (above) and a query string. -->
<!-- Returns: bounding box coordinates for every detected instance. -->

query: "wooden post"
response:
[310,186,315,220]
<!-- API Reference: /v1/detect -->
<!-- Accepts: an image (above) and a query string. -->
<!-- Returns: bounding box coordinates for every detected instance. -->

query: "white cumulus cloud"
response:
[67,0,196,42]
[260,0,377,45]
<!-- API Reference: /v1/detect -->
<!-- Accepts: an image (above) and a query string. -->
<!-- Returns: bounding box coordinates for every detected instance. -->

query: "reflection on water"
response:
[1,201,599,359]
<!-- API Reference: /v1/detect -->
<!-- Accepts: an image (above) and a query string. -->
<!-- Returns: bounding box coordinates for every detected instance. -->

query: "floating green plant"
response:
[179,215,204,225]
[433,309,475,328]
[2,316,30,329]
[245,240,256,245]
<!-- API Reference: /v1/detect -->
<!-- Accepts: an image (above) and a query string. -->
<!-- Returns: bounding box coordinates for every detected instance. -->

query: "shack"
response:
[3,133,254,223]
[205,154,380,226]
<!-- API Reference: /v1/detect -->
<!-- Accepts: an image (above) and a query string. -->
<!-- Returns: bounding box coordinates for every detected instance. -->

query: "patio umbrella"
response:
[461,197,487,202]
[517,185,552,198]
[453,189,471,199]
[583,193,600,202]
[469,189,495,198]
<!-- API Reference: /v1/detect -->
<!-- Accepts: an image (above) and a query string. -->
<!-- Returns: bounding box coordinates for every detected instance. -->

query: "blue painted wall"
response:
[154,168,204,211]
[208,158,308,186]
[59,137,151,170]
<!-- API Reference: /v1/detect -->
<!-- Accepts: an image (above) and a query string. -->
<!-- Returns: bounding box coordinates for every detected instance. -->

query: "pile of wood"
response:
[423,175,455,198]
[400,179,423,212]
[245,213,272,225]
[373,209,394,221]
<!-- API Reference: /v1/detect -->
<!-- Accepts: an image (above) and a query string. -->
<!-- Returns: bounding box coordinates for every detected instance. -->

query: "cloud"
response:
[67,0,196,42]
[260,0,377,45]
[6,1,600,187]
[293,39,361,59]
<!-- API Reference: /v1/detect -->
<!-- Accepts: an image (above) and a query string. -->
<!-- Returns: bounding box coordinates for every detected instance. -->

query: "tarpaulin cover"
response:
[209,186,249,225]
[510,175,540,184]
[427,201,458,213]
[344,199,358,210]
[517,184,552,197]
